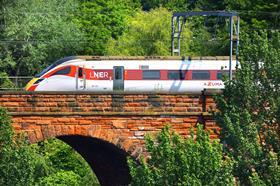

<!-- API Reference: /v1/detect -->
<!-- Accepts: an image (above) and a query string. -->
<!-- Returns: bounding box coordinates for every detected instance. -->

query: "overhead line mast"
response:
[171,11,240,80]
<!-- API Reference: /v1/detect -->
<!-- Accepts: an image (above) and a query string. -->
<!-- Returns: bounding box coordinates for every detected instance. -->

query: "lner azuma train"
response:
[25,56,236,93]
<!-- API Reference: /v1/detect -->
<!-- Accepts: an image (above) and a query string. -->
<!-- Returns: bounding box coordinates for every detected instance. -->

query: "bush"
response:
[0,72,15,89]
[0,108,41,185]
[39,171,80,186]
[128,125,234,185]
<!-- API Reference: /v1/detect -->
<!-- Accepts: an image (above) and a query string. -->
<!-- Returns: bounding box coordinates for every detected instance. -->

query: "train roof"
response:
[75,56,234,61]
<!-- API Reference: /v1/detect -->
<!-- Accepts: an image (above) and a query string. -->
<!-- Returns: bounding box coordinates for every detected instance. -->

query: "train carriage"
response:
[25,56,235,93]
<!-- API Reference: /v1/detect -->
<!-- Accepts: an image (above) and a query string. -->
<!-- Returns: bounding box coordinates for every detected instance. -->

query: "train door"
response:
[76,66,86,90]
[113,66,124,91]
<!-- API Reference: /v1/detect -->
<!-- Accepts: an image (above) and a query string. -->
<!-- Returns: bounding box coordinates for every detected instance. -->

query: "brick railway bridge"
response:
[0,91,219,186]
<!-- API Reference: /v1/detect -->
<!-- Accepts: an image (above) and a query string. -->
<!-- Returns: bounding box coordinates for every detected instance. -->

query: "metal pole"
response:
[171,16,175,56]
[229,16,233,80]
[177,17,181,56]
[171,12,239,58]
[236,16,240,67]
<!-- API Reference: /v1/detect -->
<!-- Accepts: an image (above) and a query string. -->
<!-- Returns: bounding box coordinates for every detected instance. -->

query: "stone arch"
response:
[23,125,143,186]
[25,124,142,155]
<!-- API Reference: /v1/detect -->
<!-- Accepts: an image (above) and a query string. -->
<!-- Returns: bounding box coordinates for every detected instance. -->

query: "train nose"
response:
[25,78,39,91]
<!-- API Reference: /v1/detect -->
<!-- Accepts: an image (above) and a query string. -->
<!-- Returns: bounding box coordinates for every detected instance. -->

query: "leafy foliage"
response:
[35,138,99,185]
[0,72,15,89]
[0,107,47,185]
[215,31,280,185]
[74,0,140,55]
[39,171,80,186]
[188,24,230,56]
[0,107,13,148]
[129,125,234,185]
[0,0,84,76]
[225,0,280,29]
[107,7,191,56]
[140,0,225,11]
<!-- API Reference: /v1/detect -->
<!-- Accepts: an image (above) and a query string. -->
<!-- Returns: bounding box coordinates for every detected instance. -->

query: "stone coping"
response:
[0,90,221,95]
[10,111,212,116]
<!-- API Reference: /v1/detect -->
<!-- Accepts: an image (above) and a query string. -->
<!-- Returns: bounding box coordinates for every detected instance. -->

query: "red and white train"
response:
[25,56,235,93]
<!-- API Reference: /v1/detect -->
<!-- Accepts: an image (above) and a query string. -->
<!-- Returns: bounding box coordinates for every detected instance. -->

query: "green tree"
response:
[106,7,191,56]
[140,0,193,11]
[215,31,280,185]
[0,0,84,77]
[193,0,225,11]
[188,24,230,56]
[0,72,14,89]
[225,0,280,29]
[139,0,225,11]
[0,107,13,147]
[0,107,50,185]
[0,1,16,88]
[74,0,140,55]
[129,125,234,185]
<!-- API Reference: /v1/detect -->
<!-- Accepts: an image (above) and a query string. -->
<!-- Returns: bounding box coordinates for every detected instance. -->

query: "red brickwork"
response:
[0,92,218,157]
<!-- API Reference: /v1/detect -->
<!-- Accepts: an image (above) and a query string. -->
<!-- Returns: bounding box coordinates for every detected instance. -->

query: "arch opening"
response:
[35,137,100,185]
[58,135,131,186]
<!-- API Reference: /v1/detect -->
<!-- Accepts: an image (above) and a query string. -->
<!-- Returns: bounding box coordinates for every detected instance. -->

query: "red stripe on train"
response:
[42,65,230,81]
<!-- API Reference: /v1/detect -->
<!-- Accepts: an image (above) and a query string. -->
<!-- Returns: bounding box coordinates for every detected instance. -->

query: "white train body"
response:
[25,56,236,93]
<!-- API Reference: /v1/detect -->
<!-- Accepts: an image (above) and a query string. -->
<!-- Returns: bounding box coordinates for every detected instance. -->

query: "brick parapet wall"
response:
[0,91,216,114]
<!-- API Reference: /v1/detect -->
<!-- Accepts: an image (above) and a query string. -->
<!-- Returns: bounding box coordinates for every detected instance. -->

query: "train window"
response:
[143,70,160,79]
[78,68,83,78]
[192,71,210,80]
[217,71,229,80]
[168,70,185,80]
[52,66,71,76]
[115,68,122,80]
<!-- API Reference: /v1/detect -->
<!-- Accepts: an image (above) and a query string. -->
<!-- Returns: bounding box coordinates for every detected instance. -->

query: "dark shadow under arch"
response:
[58,135,131,186]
